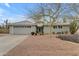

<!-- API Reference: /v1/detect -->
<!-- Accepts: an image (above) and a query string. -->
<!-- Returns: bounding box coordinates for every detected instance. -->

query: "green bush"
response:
[70,20,78,34]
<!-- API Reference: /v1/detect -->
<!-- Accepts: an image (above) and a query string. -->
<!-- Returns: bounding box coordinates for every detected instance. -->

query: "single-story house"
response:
[8,20,70,35]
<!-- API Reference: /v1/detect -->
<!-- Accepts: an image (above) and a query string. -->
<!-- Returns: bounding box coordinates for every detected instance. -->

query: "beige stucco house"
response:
[8,20,70,35]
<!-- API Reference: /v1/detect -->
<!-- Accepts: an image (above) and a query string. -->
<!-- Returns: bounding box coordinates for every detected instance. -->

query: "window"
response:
[14,26,26,28]
[14,26,31,28]
[26,26,31,28]
[57,32,62,34]
[58,25,62,29]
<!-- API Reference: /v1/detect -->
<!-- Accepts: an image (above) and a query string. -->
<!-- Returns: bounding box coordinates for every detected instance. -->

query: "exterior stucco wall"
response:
[44,26,50,34]
[9,26,14,34]
[62,26,70,32]
[52,25,70,34]
[9,25,70,35]
[31,26,36,33]
[44,25,70,34]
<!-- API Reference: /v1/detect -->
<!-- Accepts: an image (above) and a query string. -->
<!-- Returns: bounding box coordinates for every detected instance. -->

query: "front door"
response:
[36,26,44,35]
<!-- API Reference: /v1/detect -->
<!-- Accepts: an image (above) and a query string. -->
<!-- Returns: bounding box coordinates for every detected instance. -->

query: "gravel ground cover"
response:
[5,35,79,56]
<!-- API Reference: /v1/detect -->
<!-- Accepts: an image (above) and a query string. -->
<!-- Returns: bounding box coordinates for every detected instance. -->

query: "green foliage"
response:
[70,20,78,34]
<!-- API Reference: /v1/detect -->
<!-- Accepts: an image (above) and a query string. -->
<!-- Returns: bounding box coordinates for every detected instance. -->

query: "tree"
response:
[70,20,78,34]
[26,4,62,35]
[4,19,8,29]
[70,4,79,15]
[26,3,79,35]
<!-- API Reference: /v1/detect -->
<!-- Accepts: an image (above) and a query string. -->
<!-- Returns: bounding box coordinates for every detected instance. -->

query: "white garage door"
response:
[13,26,31,35]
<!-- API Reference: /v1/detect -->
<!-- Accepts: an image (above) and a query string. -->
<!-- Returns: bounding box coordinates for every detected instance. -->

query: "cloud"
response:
[0,8,6,15]
[4,3,10,7]
[0,8,7,22]
[0,8,11,24]
[2,14,26,23]
[0,7,27,24]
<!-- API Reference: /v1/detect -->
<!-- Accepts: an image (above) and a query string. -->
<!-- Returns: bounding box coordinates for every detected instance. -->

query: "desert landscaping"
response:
[4,34,79,56]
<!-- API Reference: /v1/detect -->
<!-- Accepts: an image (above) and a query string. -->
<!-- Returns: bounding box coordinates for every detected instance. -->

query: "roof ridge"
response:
[16,20,33,23]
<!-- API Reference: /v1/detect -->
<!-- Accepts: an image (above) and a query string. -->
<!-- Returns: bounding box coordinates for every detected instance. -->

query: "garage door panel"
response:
[13,27,31,35]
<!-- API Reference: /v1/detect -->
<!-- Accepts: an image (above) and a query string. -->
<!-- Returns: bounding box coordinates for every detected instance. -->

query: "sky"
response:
[0,3,79,25]
[0,3,38,24]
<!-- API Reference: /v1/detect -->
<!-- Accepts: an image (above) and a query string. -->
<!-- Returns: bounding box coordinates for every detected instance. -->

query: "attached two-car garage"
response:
[13,26,31,35]
[9,20,35,35]
[9,26,32,35]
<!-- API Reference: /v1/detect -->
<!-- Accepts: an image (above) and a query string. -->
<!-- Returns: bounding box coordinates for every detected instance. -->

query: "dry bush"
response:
[57,34,79,43]
[0,28,9,34]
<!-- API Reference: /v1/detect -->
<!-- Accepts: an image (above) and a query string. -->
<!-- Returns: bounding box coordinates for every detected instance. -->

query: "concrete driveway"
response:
[0,34,28,56]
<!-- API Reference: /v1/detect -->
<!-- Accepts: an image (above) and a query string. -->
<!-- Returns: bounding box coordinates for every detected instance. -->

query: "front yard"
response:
[5,35,79,56]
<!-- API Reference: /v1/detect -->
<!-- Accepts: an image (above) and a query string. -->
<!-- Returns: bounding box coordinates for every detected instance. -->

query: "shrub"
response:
[31,32,35,35]
[70,20,78,34]
[35,33,37,35]
[0,28,9,33]
[57,34,79,43]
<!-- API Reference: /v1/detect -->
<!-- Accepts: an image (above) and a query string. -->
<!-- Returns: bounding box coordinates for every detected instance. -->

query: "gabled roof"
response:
[8,20,70,26]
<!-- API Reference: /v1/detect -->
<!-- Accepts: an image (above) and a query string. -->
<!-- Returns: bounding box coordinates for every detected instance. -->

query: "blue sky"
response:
[0,3,79,25]
[0,3,38,24]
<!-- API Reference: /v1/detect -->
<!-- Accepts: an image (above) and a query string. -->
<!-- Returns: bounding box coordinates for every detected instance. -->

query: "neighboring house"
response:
[8,20,70,35]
